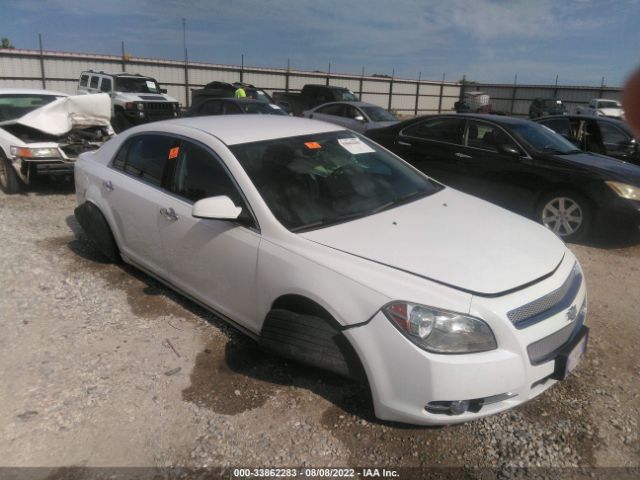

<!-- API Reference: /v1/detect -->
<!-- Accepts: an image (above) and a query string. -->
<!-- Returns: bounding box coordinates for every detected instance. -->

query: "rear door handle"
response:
[160,207,178,221]
[455,152,472,159]
[102,180,114,192]
[397,140,412,147]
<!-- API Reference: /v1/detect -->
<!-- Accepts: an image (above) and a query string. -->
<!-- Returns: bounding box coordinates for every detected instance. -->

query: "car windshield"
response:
[510,122,581,155]
[230,131,443,232]
[0,94,62,121]
[598,100,621,109]
[361,106,397,122]
[249,90,273,103]
[115,77,161,93]
[240,103,287,115]
[337,90,359,101]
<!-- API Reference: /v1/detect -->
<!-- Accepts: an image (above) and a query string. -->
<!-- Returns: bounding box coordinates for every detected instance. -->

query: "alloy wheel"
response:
[541,197,583,237]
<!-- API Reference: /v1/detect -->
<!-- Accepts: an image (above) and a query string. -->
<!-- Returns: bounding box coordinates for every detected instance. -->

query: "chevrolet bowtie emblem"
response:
[566,305,578,322]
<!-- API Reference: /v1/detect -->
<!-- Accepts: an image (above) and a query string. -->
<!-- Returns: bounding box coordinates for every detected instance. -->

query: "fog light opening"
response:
[426,392,517,416]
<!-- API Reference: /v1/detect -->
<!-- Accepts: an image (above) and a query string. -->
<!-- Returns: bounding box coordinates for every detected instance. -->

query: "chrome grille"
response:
[527,300,586,364]
[507,264,580,328]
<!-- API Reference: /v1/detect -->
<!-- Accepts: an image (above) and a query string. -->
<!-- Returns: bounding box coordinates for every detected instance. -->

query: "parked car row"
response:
[4,81,638,427]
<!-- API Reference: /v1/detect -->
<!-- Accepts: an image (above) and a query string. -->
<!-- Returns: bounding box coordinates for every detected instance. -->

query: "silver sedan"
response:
[303,101,398,133]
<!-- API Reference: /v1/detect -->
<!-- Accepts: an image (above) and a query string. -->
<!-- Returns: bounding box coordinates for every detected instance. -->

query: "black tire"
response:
[74,202,121,263]
[0,151,22,194]
[536,191,592,242]
[259,309,364,380]
[111,112,131,133]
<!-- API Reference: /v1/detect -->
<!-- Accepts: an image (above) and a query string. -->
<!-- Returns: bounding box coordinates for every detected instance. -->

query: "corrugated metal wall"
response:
[0,48,460,115]
[2,48,623,119]
[463,82,623,117]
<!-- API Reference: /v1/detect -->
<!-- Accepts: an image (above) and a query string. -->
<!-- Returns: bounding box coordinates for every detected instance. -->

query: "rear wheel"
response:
[537,191,591,242]
[0,152,22,194]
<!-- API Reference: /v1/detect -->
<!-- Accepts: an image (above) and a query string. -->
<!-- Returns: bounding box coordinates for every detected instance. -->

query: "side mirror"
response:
[192,196,242,220]
[160,88,168,94]
[498,144,521,156]
[354,115,366,122]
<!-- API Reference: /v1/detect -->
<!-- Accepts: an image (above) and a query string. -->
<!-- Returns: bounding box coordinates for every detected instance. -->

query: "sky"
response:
[1,0,639,86]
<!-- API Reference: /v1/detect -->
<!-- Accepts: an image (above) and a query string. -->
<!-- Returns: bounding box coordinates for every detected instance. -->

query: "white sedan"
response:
[74,115,588,425]
[0,89,113,193]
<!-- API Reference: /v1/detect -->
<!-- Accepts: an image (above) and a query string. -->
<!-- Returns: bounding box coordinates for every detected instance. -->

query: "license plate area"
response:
[552,326,589,381]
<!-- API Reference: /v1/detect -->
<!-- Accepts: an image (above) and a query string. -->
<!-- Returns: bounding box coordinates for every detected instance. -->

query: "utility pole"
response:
[182,18,189,108]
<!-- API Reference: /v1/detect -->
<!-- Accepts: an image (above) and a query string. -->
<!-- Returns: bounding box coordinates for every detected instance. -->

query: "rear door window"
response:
[316,104,344,116]
[402,118,464,145]
[79,74,89,87]
[111,134,178,187]
[89,76,99,89]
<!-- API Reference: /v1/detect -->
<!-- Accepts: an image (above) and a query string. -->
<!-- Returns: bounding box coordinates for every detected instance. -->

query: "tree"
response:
[1,37,15,49]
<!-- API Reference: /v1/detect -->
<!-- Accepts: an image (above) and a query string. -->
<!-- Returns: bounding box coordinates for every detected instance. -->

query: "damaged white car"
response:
[0,89,114,193]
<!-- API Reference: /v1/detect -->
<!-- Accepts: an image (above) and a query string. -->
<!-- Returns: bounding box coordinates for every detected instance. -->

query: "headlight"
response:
[605,181,640,200]
[382,302,497,354]
[10,146,60,158]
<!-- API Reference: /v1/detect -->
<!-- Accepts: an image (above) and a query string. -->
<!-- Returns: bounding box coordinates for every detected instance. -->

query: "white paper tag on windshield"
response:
[338,137,375,154]
[146,80,156,90]
[269,104,281,109]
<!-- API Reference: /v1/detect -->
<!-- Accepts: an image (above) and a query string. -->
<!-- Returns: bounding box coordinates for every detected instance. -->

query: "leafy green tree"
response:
[1,37,15,49]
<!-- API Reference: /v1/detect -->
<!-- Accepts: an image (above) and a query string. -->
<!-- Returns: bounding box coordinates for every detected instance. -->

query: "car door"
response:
[342,104,367,133]
[598,121,636,160]
[104,134,178,277]
[310,103,349,128]
[393,117,465,187]
[158,138,261,330]
[454,119,535,214]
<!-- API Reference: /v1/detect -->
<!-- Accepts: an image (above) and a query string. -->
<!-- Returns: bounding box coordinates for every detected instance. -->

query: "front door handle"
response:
[102,180,114,192]
[455,152,472,159]
[397,140,412,147]
[160,207,178,221]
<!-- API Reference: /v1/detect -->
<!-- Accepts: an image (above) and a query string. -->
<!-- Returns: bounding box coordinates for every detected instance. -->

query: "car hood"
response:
[116,92,176,103]
[598,107,624,117]
[0,93,112,135]
[300,188,566,296]
[554,152,640,184]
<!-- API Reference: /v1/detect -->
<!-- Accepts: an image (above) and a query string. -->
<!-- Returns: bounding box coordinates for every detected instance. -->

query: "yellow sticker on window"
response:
[168,147,180,159]
[304,141,322,149]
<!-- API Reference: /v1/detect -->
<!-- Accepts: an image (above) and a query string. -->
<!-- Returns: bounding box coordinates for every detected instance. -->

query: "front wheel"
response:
[537,191,591,242]
[0,152,22,194]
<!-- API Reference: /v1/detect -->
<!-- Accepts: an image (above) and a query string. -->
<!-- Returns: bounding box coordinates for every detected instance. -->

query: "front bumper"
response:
[595,197,640,233]
[344,255,587,425]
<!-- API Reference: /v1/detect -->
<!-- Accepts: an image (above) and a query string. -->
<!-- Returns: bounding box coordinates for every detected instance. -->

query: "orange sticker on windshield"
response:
[168,147,180,159]
[304,142,322,149]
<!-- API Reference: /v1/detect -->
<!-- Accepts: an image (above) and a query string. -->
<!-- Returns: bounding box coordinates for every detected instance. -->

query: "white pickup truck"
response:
[575,98,624,119]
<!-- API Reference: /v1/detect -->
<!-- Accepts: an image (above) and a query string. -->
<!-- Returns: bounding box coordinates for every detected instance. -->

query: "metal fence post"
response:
[285,58,290,93]
[414,72,421,116]
[438,72,445,113]
[388,69,394,111]
[240,54,244,83]
[121,41,127,72]
[510,74,518,115]
[326,62,330,86]
[38,34,46,89]
[359,67,364,98]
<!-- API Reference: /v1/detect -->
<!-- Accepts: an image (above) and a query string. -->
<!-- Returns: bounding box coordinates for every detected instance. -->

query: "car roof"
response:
[536,114,624,124]
[432,113,531,125]
[315,101,381,109]
[147,115,344,145]
[0,88,68,97]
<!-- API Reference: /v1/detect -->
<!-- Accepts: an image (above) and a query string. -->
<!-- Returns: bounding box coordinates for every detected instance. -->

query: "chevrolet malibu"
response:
[74,115,588,425]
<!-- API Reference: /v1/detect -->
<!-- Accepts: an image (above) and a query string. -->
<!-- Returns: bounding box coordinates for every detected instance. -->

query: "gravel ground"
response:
[0,181,638,478]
